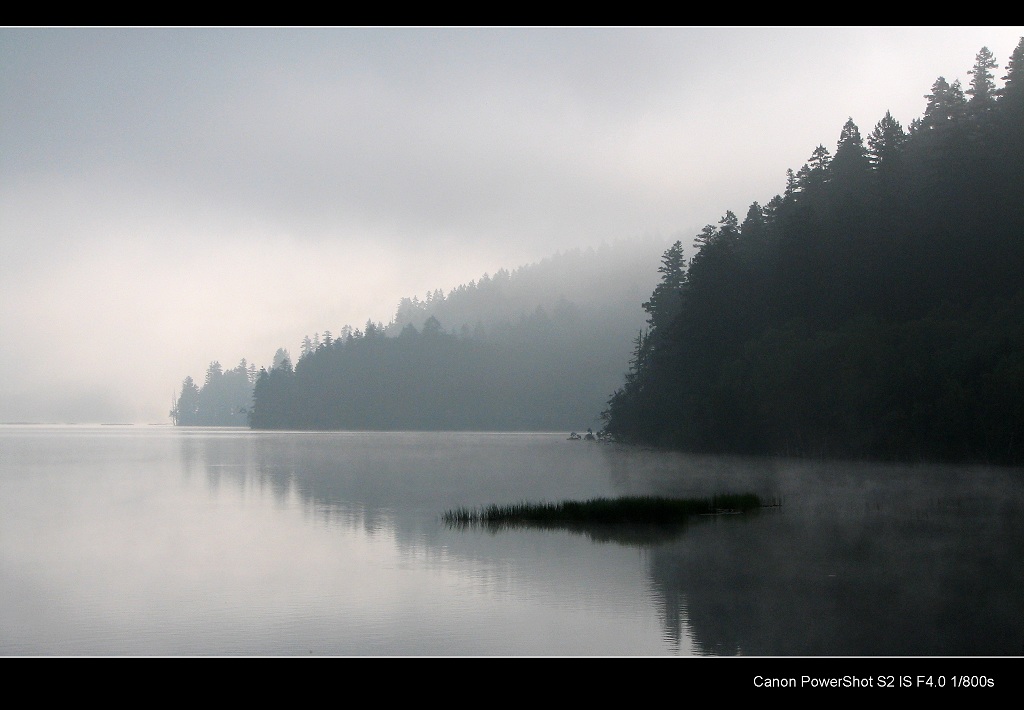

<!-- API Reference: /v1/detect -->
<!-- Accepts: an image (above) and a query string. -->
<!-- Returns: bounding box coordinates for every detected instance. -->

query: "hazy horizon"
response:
[3,26,1021,423]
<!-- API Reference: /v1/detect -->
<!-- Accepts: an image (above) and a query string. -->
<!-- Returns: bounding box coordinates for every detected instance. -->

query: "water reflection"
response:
[639,460,1024,656]
[175,429,1024,655]
[5,426,1019,655]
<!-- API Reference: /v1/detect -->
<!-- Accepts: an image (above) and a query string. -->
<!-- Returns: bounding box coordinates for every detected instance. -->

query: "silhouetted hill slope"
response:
[247,237,672,431]
[603,38,1024,464]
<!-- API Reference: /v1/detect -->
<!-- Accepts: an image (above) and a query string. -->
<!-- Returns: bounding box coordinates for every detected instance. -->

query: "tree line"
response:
[172,38,1023,464]
[601,40,1024,464]
[170,359,257,426]
[174,240,664,430]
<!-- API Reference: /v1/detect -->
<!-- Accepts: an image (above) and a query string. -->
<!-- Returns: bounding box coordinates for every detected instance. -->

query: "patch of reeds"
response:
[442,493,769,527]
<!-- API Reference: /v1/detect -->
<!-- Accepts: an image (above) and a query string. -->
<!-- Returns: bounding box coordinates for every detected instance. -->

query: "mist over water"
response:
[3,425,1021,656]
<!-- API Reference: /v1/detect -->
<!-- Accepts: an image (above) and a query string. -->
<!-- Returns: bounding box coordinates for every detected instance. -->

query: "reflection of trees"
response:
[177,431,623,541]
[179,431,404,535]
[449,519,690,547]
[176,431,1024,655]
[642,462,1024,656]
[178,431,295,503]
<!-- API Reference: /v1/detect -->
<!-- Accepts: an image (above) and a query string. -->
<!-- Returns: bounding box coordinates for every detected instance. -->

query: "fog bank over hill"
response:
[179,237,675,431]
[388,237,669,337]
[5,28,1020,423]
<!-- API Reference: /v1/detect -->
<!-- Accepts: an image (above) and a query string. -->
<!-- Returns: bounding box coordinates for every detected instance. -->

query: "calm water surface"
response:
[1,425,1022,656]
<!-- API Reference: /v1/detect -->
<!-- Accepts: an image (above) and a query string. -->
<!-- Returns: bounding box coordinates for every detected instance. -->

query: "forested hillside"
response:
[602,40,1024,464]
[212,238,669,430]
[386,240,665,340]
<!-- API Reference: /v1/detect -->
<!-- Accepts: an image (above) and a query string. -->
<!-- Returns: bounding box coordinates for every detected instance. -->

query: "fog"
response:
[2,26,1020,423]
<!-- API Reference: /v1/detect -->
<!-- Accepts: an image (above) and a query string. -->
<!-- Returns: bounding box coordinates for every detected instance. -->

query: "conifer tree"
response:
[783,168,800,201]
[172,376,200,425]
[966,46,998,109]
[796,145,832,194]
[920,77,967,130]
[1000,37,1024,102]
[830,118,872,194]
[866,111,907,170]
[965,46,1000,141]
[738,202,768,257]
[641,240,686,332]
[718,210,740,243]
[692,224,718,252]
[997,37,1024,133]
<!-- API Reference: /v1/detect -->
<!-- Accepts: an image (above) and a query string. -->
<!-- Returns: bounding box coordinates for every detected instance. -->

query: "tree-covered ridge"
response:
[177,238,668,430]
[387,239,667,341]
[247,240,669,431]
[250,318,516,430]
[602,40,1024,464]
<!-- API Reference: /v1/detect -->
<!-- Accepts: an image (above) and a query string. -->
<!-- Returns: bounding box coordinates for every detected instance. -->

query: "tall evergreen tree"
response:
[1000,37,1024,103]
[796,145,832,194]
[966,46,999,109]
[783,168,800,201]
[866,111,907,171]
[737,202,770,264]
[996,37,1024,147]
[830,118,872,198]
[272,348,292,372]
[171,376,200,425]
[832,119,869,167]
[717,211,739,244]
[966,46,1000,141]
[692,224,718,252]
[204,361,223,387]
[641,240,686,332]
[919,77,967,131]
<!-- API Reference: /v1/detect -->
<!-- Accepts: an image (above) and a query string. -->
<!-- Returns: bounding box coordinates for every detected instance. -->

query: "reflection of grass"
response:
[443,494,768,527]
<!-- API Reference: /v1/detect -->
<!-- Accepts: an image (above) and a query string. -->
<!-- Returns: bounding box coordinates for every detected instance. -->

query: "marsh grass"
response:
[443,493,769,528]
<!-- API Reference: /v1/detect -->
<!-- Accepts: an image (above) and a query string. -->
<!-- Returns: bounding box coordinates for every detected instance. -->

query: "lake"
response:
[2,424,1022,656]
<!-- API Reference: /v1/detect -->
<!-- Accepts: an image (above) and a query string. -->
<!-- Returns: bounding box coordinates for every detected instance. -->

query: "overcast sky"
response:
[2,26,1021,423]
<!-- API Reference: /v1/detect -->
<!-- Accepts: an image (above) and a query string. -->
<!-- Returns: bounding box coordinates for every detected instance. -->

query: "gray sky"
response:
[2,26,1021,423]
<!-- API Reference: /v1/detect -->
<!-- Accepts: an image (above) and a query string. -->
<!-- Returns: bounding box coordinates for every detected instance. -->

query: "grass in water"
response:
[443,493,768,527]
